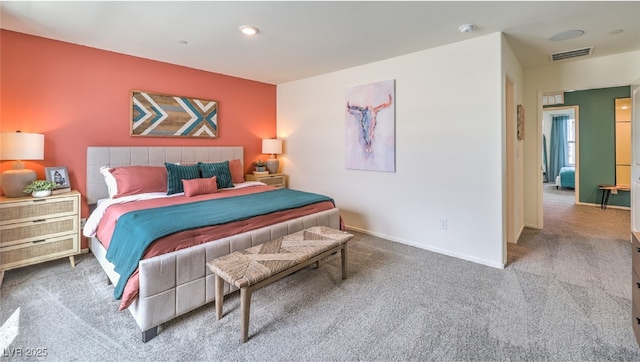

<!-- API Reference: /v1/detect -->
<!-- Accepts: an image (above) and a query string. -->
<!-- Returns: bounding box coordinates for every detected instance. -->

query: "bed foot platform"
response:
[142,326,158,343]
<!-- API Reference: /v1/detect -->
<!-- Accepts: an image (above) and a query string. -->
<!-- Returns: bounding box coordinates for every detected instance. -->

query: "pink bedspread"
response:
[94,186,336,310]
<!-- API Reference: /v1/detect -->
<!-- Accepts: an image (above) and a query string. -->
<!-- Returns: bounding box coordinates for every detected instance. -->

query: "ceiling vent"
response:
[550,47,593,62]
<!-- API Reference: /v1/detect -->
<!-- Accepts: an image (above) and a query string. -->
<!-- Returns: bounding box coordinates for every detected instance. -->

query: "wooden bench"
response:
[206,226,353,342]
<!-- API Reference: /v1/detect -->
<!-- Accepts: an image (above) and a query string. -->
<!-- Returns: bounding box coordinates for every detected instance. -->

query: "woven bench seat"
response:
[207,226,353,342]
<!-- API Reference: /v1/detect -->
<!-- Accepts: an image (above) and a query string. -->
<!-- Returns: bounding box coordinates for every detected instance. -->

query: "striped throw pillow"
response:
[182,176,218,197]
[165,163,201,195]
[198,161,234,189]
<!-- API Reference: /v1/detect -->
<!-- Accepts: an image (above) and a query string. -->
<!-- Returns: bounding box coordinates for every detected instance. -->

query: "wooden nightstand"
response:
[0,190,81,283]
[245,173,287,188]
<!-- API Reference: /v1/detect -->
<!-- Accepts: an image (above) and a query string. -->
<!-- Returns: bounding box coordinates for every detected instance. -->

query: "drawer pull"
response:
[31,199,47,203]
[637,282,640,289]
[32,239,47,244]
[637,247,640,253]
[637,317,640,325]
[32,219,47,223]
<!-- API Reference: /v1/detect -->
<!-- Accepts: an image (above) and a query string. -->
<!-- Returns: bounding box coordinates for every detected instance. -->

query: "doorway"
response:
[542,106,579,206]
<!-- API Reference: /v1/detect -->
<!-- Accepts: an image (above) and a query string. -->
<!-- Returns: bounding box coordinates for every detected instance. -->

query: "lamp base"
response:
[1,168,37,197]
[266,159,279,174]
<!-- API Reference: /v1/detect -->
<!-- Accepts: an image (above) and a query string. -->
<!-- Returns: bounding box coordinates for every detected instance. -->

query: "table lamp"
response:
[262,138,282,174]
[1,132,45,197]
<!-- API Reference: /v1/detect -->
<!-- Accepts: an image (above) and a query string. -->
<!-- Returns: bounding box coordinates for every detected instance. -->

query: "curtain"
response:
[549,115,569,182]
[542,134,548,182]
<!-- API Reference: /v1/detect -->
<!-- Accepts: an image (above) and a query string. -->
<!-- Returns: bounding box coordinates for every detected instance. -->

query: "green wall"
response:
[562,86,631,207]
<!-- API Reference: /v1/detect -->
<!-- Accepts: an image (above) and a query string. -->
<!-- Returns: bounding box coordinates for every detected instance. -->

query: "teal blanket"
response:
[105,188,333,300]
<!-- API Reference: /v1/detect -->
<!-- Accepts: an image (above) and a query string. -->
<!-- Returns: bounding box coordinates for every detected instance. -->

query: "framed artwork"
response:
[131,90,218,138]
[45,166,71,189]
[345,79,396,172]
[517,104,525,140]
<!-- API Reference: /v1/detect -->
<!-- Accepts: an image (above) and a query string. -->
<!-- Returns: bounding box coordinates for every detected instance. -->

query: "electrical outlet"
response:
[80,218,87,229]
[439,218,448,230]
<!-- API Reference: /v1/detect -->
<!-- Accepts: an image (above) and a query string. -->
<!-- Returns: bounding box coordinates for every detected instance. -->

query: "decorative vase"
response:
[32,190,52,198]
[266,159,279,174]
[255,166,266,172]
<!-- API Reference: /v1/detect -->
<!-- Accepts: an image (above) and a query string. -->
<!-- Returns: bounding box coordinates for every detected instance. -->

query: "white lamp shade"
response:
[1,132,45,160]
[262,139,282,155]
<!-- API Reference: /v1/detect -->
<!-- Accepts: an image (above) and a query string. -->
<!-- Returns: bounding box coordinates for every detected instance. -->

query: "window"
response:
[567,117,575,166]
[543,93,564,106]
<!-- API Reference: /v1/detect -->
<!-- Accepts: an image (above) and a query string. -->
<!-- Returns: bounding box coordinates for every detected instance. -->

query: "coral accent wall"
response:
[0,30,276,247]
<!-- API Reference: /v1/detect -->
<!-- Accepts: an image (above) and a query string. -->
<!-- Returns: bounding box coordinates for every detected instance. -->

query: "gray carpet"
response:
[1,186,639,361]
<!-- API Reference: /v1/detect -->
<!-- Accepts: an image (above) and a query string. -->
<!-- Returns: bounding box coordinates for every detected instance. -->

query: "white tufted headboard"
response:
[86,146,243,204]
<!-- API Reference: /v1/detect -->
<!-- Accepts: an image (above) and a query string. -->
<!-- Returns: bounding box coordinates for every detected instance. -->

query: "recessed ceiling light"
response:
[609,29,624,35]
[239,25,259,36]
[458,24,475,34]
[178,40,188,45]
[549,30,584,41]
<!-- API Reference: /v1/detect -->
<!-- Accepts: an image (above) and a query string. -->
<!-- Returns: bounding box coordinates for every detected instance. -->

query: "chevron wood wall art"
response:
[131,90,218,138]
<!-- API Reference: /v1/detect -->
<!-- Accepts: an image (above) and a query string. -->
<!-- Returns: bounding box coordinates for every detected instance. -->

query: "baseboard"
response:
[344,225,505,269]
[576,201,630,211]
[509,224,525,244]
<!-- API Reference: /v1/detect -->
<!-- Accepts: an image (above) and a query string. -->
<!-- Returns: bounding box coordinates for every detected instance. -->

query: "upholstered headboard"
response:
[86,146,243,204]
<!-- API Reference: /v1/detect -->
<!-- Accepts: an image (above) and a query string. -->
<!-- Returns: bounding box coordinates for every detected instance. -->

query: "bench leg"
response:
[601,189,611,210]
[215,275,224,320]
[241,287,252,343]
[341,244,348,280]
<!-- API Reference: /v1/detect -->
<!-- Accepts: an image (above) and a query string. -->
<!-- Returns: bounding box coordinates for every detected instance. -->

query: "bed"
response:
[555,166,575,189]
[84,146,341,342]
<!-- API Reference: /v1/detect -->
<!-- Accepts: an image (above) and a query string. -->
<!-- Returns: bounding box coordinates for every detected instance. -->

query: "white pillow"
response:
[100,166,118,198]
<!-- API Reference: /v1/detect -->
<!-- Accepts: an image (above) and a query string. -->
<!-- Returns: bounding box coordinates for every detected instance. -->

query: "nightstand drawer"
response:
[0,195,78,225]
[260,175,286,187]
[633,233,640,277]
[245,173,286,188]
[0,233,79,270]
[634,301,640,348]
[633,270,640,312]
[0,216,79,248]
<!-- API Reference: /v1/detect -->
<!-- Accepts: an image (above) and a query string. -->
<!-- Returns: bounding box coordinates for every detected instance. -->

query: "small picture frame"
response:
[45,166,71,189]
[517,104,525,140]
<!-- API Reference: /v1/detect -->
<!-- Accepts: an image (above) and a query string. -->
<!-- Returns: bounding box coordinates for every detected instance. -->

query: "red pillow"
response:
[109,166,168,198]
[228,159,245,184]
[182,176,218,197]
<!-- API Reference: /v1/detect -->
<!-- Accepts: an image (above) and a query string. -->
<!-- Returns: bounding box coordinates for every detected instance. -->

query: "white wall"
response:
[278,33,507,268]
[502,34,525,251]
[522,50,640,228]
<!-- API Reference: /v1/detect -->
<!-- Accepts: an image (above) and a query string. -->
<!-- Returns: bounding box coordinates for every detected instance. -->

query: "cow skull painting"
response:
[347,94,393,154]
[345,79,396,172]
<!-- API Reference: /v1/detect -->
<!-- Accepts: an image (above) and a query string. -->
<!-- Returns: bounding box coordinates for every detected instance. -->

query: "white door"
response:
[631,82,640,231]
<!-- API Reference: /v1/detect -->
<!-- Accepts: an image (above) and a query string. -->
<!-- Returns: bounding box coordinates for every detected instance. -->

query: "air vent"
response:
[550,47,593,62]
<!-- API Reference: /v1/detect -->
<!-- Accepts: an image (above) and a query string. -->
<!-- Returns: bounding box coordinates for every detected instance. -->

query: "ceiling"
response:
[2,1,639,85]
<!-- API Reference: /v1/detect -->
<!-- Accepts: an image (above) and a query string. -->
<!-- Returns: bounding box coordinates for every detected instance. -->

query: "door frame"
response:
[541,105,580,205]
[631,81,640,231]
[505,76,516,248]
